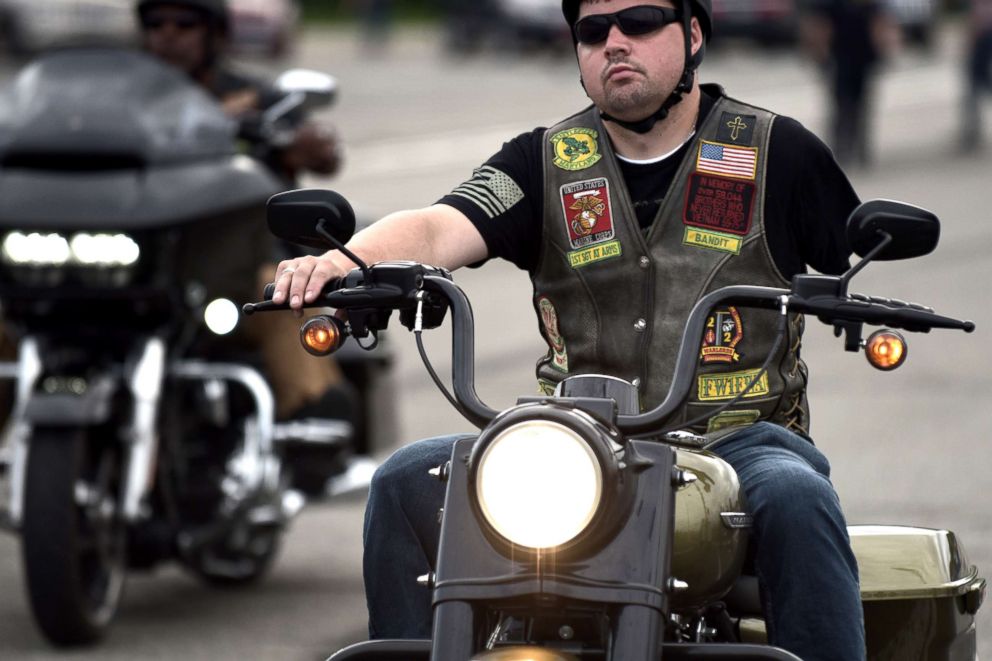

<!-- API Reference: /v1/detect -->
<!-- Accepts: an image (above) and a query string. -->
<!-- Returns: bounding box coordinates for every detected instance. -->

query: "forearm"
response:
[273,202,488,309]
[331,204,488,272]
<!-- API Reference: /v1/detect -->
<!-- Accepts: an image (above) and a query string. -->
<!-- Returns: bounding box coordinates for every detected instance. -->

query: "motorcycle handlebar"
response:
[244,264,974,432]
[793,295,975,333]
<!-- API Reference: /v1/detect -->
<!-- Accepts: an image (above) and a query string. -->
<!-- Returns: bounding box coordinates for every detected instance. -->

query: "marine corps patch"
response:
[684,173,755,237]
[700,307,744,364]
[560,178,616,250]
[537,296,569,373]
[550,127,602,171]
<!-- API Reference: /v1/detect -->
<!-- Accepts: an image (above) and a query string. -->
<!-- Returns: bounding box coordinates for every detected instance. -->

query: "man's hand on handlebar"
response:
[271,252,349,311]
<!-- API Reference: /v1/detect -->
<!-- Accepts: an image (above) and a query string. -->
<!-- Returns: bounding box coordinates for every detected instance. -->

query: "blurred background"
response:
[0,0,989,659]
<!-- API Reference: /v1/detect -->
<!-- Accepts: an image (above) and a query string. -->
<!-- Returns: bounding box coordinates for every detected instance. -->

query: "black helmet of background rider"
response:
[561,0,713,134]
[135,0,230,77]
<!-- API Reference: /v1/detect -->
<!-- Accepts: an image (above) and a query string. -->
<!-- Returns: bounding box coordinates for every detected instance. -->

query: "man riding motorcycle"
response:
[137,0,358,489]
[273,0,866,658]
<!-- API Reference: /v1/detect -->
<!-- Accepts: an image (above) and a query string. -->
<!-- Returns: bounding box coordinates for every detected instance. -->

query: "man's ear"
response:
[689,16,704,57]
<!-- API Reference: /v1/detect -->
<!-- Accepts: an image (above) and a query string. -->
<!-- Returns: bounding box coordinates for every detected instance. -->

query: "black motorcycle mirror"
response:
[840,199,940,290]
[267,188,372,284]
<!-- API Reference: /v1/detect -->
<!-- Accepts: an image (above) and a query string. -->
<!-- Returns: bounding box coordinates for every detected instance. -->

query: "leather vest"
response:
[532,93,809,435]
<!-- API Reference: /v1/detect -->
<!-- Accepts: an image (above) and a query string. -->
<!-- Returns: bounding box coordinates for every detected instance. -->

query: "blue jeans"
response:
[362,422,866,661]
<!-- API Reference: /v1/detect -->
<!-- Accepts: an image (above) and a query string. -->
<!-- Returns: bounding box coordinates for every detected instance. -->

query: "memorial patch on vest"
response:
[695,141,757,180]
[715,113,756,145]
[560,177,616,247]
[537,296,569,372]
[684,173,755,240]
[550,127,602,171]
[700,307,743,364]
[697,369,770,401]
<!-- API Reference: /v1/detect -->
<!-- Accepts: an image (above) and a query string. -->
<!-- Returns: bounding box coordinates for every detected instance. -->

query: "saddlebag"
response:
[850,525,986,661]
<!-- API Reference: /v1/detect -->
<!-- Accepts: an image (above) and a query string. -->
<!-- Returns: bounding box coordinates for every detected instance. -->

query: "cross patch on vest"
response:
[716,113,756,145]
[683,173,756,240]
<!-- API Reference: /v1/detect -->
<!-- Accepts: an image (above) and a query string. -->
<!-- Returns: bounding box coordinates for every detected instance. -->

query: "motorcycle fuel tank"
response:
[669,448,749,609]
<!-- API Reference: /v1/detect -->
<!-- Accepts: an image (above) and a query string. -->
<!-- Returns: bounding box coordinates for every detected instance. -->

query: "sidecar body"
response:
[737,525,985,661]
[853,525,985,661]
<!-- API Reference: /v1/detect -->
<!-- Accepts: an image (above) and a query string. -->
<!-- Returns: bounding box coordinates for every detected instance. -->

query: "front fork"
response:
[0,337,41,527]
[0,336,286,530]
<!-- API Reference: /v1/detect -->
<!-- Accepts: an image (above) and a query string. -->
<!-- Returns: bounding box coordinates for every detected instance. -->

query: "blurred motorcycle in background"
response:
[0,46,391,646]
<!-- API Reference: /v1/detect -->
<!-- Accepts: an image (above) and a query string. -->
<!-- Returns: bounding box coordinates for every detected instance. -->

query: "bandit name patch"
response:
[683,227,742,255]
[560,178,615,249]
[684,173,755,237]
[550,127,602,171]
[700,307,743,364]
[537,296,569,372]
[716,113,756,145]
[697,369,770,401]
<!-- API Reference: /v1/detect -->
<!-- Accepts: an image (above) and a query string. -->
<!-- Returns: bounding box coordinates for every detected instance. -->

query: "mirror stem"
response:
[316,218,374,286]
[839,230,893,294]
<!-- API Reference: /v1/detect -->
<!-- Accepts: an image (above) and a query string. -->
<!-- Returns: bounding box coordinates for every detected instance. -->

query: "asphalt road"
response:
[0,23,990,660]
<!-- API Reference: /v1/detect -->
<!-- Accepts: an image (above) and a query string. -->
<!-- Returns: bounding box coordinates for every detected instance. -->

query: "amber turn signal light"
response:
[300,315,347,356]
[864,329,907,371]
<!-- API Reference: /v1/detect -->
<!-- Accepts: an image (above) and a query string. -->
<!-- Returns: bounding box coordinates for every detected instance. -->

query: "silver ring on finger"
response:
[281,267,296,276]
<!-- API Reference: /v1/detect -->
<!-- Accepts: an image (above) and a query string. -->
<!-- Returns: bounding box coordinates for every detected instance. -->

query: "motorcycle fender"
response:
[23,377,118,426]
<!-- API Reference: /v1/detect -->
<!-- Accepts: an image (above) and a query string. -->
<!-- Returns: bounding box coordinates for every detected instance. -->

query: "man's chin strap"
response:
[599,67,695,134]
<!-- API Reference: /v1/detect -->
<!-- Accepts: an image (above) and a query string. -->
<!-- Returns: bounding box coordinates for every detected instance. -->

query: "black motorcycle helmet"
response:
[136,0,230,34]
[561,0,713,133]
[561,0,712,44]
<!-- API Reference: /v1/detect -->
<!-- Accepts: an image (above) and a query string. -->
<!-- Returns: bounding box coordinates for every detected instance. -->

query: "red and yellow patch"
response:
[560,178,615,250]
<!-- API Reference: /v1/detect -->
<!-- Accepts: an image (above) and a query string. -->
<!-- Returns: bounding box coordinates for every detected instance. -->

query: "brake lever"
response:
[242,299,287,316]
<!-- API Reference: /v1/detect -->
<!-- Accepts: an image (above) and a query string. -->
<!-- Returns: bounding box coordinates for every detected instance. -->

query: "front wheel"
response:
[21,427,126,646]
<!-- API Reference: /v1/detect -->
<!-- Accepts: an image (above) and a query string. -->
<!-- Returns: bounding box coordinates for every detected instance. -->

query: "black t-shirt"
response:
[439,90,858,280]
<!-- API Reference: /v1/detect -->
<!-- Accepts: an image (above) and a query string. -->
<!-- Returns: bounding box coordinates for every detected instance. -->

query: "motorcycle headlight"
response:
[204,298,240,335]
[470,407,623,553]
[1,231,140,267]
[2,232,70,265]
[69,233,140,267]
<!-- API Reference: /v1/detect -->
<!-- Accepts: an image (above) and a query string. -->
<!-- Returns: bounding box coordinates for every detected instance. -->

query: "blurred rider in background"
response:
[961,0,992,150]
[800,0,898,167]
[137,0,359,493]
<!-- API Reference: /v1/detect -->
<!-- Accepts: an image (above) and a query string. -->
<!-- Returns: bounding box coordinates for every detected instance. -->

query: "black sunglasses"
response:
[141,10,205,31]
[573,5,682,45]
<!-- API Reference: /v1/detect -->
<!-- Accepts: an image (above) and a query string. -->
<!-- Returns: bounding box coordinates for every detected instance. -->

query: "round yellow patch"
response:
[550,127,602,171]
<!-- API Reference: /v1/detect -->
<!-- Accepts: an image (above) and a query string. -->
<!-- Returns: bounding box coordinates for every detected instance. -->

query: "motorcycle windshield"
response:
[0,47,283,229]
[0,46,236,165]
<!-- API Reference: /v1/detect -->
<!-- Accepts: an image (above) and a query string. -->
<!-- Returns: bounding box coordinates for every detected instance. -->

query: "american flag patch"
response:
[696,141,757,180]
